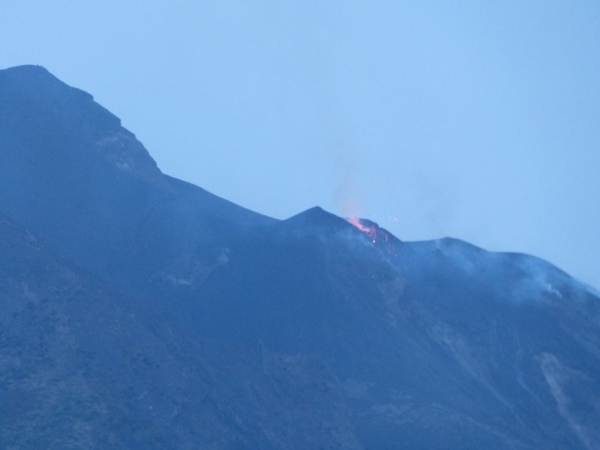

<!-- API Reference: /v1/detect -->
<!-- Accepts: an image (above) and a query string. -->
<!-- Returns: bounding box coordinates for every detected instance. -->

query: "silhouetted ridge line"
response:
[0,65,599,450]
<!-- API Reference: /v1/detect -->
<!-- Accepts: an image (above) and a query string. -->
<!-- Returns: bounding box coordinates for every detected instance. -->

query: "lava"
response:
[347,217,377,243]
[346,217,398,254]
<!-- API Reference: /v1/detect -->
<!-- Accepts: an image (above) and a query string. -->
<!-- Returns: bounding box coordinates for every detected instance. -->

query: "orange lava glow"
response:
[347,217,377,243]
[346,217,397,255]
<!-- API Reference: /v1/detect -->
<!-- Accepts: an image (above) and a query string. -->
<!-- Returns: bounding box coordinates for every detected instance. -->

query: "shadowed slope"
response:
[1,65,599,449]
[0,65,275,295]
[0,213,361,449]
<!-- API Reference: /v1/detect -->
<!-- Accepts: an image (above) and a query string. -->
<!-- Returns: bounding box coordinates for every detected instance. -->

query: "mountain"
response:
[1,65,599,449]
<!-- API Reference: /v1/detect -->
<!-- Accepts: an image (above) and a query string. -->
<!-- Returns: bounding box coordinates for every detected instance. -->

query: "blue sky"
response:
[1,1,599,288]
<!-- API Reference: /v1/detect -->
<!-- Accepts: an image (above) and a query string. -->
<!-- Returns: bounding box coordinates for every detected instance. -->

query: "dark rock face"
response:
[0,215,360,449]
[1,65,599,449]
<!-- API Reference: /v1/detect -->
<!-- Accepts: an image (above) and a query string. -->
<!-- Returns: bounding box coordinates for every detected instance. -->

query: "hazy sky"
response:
[1,1,599,288]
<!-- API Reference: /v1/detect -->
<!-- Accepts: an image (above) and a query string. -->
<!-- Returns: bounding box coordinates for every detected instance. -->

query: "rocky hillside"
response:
[1,65,599,449]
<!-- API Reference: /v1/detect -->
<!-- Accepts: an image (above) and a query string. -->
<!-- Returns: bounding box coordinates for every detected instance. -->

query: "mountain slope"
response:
[194,209,600,449]
[0,65,599,449]
[0,213,361,449]
[0,65,274,296]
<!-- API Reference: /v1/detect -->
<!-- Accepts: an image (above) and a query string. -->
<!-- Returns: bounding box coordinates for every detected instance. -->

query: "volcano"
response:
[1,65,599,449]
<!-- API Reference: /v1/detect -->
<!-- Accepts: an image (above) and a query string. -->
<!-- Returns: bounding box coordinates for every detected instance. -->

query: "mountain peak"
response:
[1,64,53,79]
[0,65,167,187]
[2,66,600,450]
[282,206,352,234]
[0,64,98,111]
[1,64,55,79]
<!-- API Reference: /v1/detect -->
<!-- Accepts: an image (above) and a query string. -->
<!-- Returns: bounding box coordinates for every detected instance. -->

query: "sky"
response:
[1,1,599,289]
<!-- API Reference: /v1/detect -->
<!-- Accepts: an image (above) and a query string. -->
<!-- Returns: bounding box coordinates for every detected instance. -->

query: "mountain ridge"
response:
[1,65,599,449]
